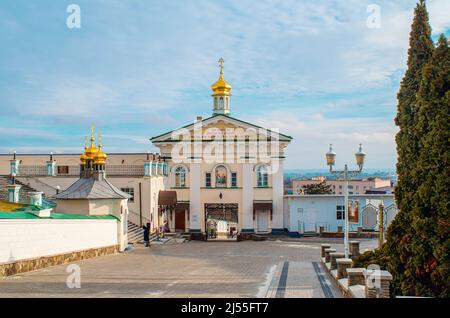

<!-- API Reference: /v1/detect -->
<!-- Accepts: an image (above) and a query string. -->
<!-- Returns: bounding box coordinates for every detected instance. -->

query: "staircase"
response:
[126,223,190,245]
[0,176,45,205]
[127,221,144,244]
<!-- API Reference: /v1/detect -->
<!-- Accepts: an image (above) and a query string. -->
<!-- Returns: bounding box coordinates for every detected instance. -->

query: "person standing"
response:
[143,222,150,247]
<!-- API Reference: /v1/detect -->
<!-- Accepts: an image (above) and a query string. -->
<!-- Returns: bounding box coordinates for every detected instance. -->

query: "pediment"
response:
[151,114,292,143]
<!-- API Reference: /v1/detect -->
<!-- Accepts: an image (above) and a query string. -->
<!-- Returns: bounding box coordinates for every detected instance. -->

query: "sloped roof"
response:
[158,190,177,206]
[150,114,293,142]
[52,177,131,200]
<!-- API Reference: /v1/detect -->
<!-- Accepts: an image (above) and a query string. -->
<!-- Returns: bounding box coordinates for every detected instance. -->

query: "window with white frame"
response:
[336,205,345,219]
[205,172,211,187]
[231,172,237,187]
[257,166,269,187]
[174,166,186,187]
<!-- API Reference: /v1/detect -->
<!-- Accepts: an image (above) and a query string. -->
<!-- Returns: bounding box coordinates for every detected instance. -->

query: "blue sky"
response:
[0,0,449,169]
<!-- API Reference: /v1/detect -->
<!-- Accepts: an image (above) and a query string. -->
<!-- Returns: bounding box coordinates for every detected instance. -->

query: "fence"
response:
[16,165,145,177]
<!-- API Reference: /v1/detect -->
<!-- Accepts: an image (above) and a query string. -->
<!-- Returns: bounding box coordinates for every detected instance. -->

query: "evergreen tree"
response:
[384,0,434,296]
[411,35,450,297]
[355,1,438,296]
[302,181,332,194]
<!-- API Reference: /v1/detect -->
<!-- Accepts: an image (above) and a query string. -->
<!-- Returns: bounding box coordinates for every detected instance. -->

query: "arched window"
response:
[257,166,268,187]
[215,165,227,188]
[219,97,224,109]
[175,166,186,187]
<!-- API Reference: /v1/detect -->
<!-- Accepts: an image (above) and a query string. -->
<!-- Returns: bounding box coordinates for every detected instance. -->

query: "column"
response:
[29,191,43,206]
[364,269,393,298]
[46,160,56,177]
[7,185,21,203]
[271,158,284,233]
[241,163,254,232]
[10,160,20,176]
[337,258,353,279]
[189,162,201,233]
[144,161,152,176]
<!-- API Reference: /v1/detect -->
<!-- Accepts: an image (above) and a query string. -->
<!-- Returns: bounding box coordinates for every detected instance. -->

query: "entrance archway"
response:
[205,203,238,240]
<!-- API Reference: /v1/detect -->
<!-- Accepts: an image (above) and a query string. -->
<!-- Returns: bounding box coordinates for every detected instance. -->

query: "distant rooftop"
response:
[52,177,131,200]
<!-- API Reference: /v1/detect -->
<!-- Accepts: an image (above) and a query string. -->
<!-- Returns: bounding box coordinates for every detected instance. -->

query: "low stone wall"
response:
[320,232,378,238]
[320,243,393,298]
[0,244,119,277]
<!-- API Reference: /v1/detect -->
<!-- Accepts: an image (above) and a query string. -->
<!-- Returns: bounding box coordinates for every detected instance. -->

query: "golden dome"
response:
[84,124,98,159]
[93,131,107,165]
[211,57,231,96]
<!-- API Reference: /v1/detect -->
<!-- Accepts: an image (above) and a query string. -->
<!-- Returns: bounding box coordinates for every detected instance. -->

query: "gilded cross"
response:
[218,57,224,74]
[98,130,102,147]
[90,123,95,143]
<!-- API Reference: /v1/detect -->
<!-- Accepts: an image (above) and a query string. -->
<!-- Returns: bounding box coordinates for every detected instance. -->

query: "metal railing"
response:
[106,165,144,176]
[18,166,47,176]
[16,165,145,177]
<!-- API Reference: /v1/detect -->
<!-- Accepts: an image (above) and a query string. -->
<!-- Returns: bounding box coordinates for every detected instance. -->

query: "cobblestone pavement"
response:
[0,238,377,298]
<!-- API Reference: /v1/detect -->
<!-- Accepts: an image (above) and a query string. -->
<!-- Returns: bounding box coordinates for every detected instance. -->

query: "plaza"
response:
[0,238,377,298]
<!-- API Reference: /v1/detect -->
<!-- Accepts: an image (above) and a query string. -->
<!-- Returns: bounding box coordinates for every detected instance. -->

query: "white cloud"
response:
[249,110,398,169]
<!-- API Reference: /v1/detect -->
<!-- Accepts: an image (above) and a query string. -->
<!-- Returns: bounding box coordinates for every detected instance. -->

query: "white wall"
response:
[0,219,118,263]
[285,195,397,234]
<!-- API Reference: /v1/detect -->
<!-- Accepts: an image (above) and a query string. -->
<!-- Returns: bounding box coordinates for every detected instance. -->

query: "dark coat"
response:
[143,225,150,241]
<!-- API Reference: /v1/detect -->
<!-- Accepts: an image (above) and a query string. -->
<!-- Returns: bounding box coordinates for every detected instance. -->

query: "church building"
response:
[151,59,292,239]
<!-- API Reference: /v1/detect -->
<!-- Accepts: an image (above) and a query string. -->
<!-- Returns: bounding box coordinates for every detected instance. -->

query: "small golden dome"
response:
[211,57,231,96]
[94,148,107,165]
[84,124,98,159]
[93,131,107,165]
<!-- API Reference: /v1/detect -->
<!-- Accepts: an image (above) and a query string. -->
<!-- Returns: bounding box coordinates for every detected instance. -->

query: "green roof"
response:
[0,212,118,220]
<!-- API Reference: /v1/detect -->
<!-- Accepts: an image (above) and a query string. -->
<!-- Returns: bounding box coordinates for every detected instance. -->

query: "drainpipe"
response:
[139,182,143,227]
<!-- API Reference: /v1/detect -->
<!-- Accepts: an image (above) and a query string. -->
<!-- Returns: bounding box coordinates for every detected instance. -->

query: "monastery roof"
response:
[150,113,293,142]
[52,177,131,200]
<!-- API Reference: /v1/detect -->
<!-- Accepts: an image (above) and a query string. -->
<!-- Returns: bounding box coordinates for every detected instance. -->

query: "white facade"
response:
[284,194,398,236]
[152,114,292,236]
[0,219,118,263]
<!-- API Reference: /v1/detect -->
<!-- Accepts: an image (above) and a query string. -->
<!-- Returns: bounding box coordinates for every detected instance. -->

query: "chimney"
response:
[29,191,43,206]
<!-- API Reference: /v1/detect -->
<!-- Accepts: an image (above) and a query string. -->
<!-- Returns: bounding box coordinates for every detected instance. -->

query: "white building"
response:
[284,194,398,237]
[151,59,292,239]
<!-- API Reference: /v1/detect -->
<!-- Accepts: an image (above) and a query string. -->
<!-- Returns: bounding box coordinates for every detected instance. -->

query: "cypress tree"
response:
[384,0,434,296]
[412,35,450,297]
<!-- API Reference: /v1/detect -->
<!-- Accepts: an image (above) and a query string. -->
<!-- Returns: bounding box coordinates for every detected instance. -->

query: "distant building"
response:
[365,186,395,195]
[292,177,391,195]
[284,194,398,236]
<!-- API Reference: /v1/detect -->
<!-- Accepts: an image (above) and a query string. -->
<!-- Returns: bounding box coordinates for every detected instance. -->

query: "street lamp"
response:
[325,143,366,258]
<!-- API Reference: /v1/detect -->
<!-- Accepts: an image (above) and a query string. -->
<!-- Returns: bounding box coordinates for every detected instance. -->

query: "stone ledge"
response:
[0,244,119,277]
[348,285,366,298]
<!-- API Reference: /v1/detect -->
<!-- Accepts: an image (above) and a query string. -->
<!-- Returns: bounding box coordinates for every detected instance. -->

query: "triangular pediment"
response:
[151,114,292,143]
